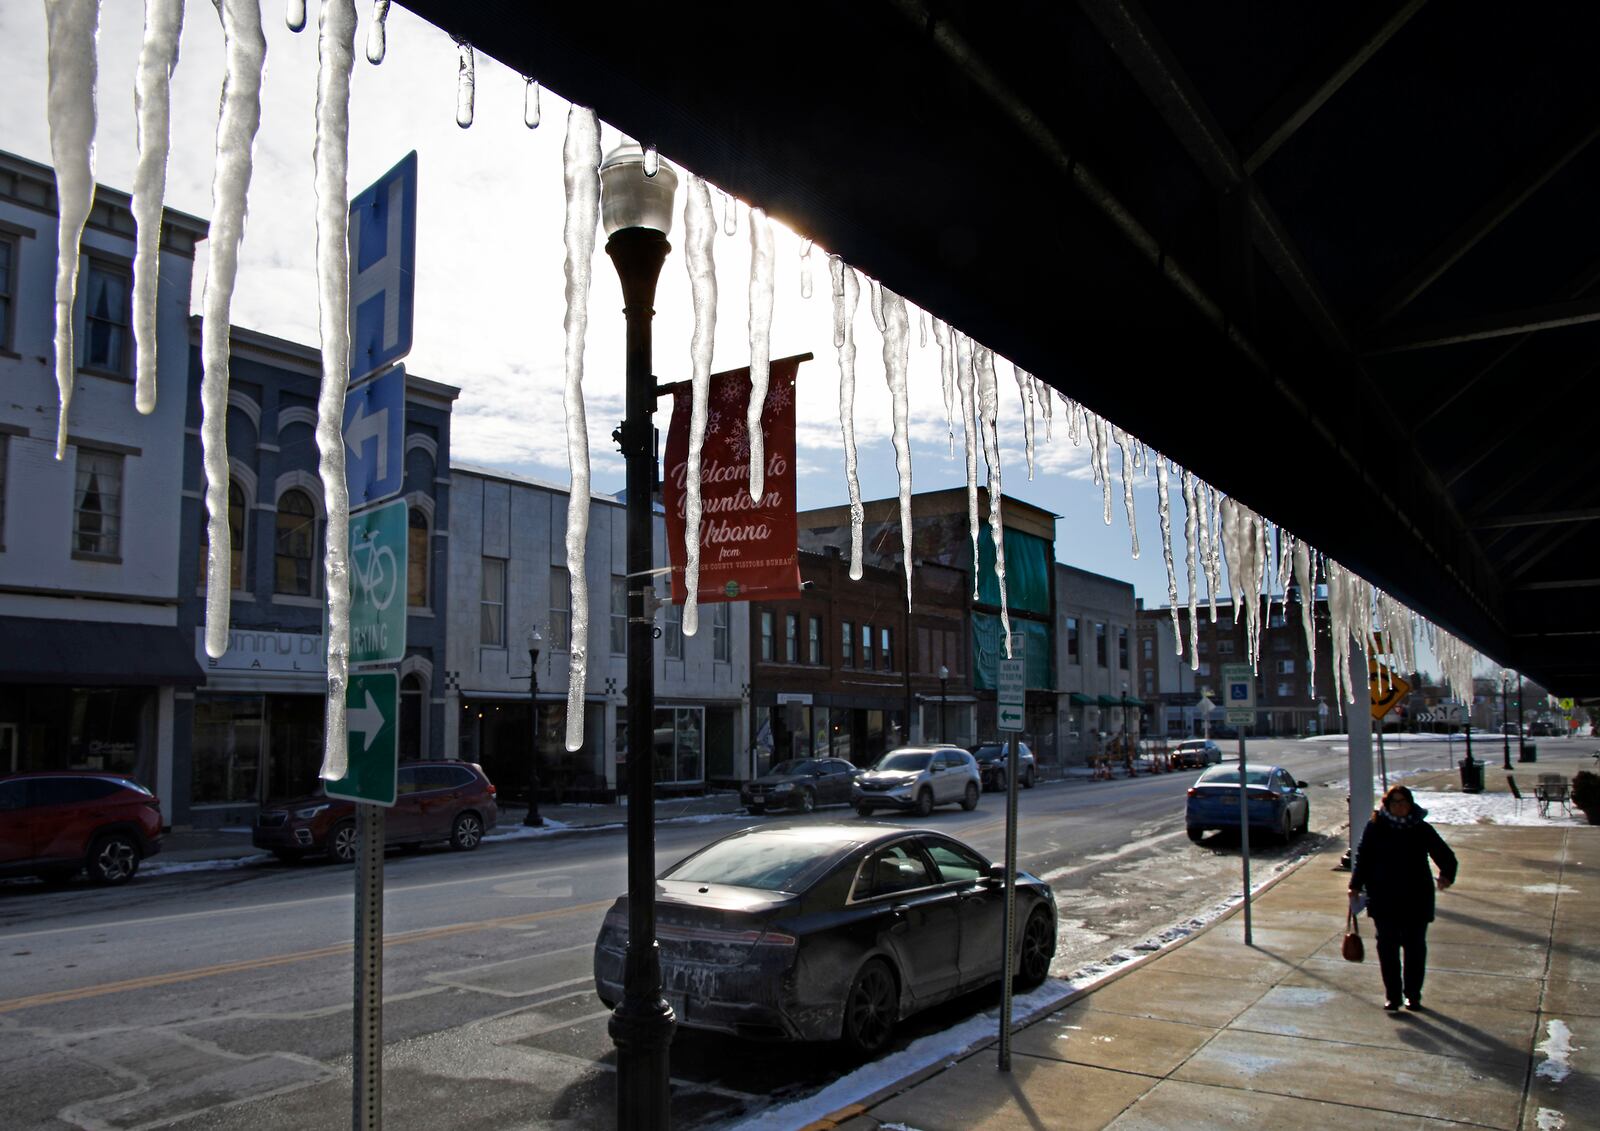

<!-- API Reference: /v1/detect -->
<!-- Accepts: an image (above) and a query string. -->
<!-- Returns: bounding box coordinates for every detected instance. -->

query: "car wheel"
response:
[841,958,898,1056]
[271,849,305,865]
[798,788,816,814]
[450,811,485,851]
[961,782,980,811]
[993,771,1007,793]
[1299,805,1311,835]
[914,789,934,818]
[1186,826,1204,843]
[330,820,359,864]
[1016,907,1055,989]
[856,804,875,818]
[1280,811,1294,844]
[86,832,141,885]
[1023,767,1036,789]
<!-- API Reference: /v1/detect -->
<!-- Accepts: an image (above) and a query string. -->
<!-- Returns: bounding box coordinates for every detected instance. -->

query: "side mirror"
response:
[1296,780,1309,789]
[812,769,826,777]
[987,862,1008,883]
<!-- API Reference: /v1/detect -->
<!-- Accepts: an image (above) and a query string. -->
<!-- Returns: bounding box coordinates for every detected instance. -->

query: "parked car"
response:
[253,760,497,863]
[592,823,1057,1054]
[0,772,163,885]
[1171,739,1223,769]
[853,746,981,817]
[741,757,860,814]
[1186,763,1310,843]
[970,741,1036,791]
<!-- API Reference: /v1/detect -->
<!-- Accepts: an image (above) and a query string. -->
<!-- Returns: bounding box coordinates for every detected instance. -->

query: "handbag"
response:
[1342,909,1365,963]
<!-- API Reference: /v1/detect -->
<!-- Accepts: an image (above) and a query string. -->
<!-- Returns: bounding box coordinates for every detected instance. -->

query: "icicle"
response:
[1273,527,1294,625]
[523,77,541,128]
[1114,426,1139,558]
[286,0,305,33]
[683,176,719,621]
[933,319,955,454]
[721,189,737,237]
[830,256,864,580]
[745,206,774,501]
[1066,397,1082,447]
[1013,365,1036,480]
[1294,540,1315,696]
[1157,459,1180,655]
[1204,484,1222,623]
[1327,560,1357,712]
[975,348,1010,649]
[311,0,353,777]
[956,332,980,598]
[867,278,887,333]
[918,309,928,349]
[365,0,389,64]
[131,0,183,416]
[1095,417,1114,525]
[45,0,100,458]
[1034,376,1052,442]
[1182,470,1200,669]
[559,108,601,751]
[453,39,474,128]
[643,146,660,178]
[200,0,266,661]
[798,238,813,300]
[881,287,913,603]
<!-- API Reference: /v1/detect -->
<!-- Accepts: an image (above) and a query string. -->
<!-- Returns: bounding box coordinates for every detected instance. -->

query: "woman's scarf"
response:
[1378,805,1426,829]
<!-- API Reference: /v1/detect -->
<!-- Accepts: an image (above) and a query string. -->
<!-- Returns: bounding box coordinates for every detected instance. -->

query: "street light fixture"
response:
[600,141,678,1131]
[938,664,949,742]
[524,626,544,827]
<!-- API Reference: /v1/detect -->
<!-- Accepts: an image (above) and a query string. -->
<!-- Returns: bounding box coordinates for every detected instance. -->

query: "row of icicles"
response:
[38,1,1495,772]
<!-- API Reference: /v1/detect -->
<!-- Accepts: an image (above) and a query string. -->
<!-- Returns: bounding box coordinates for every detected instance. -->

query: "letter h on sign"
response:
[348,151,418,383]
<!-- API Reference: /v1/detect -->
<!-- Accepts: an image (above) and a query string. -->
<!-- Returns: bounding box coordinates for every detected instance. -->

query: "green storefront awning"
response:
[1068,692,1092,706]
[1125,696,1146,707]
[1097,695,1121,707]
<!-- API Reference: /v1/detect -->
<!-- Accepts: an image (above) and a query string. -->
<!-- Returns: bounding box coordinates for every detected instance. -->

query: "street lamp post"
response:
[938,664,949,742]
[601,143,678,1131]
[525,626,544,827]
[1501,673,1512,771]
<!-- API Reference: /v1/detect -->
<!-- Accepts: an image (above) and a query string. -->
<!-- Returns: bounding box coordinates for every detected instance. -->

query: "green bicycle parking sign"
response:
[348,498,407,666]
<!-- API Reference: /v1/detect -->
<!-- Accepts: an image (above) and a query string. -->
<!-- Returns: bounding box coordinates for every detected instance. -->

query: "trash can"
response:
[1459,757,1485,793]
[1519,741,1537,763]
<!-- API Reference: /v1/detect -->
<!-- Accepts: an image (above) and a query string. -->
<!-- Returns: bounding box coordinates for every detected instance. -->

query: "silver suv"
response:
[853,746,981,817]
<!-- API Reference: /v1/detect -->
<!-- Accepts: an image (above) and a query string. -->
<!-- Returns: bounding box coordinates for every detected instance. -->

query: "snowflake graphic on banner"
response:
[717,380,745,407]
[727,418,751,463]
[765,381,793,413]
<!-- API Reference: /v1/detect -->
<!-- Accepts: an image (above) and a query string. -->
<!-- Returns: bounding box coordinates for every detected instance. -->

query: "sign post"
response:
[997,637,1025,1071]
[1221,663,1256,946]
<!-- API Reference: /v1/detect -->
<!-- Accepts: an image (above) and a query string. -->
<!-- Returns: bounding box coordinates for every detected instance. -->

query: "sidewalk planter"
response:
[1459,758,1485,794]
[1519,742,1537,763]
[1572,771,1600,825]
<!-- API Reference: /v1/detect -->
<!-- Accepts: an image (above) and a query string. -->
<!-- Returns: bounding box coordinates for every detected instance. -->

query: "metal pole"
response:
[1377,721,1388,790]
[1501,676,1512,770]
[1517,674,1526,758]
[903,601,914,744]
[606,226,675,1131]
[1237,733,1252,945]
[525,644,543,826]
[998,728,1020,1071]
[940,676,947,742]
[352,804,384,1131]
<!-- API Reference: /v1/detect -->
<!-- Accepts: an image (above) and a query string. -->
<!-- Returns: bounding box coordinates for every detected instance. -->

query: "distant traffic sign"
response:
[348,498,407,665]
[344,364,406,509]
[997,657,1025,732]
[325,671,398,806]
[1222,663,1255,726]
[1369,658,1411,721]
[348,151,417,382]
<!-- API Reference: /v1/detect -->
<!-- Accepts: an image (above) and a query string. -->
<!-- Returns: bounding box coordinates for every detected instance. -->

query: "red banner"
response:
[663,357,805,605]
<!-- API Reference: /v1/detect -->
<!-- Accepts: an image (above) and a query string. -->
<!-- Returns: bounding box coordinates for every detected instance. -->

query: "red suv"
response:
[253,760,498,863]
[0,772,164,885]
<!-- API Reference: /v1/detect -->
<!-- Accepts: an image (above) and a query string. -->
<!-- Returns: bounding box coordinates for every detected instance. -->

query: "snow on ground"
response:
[1536,1019,1576,1083]
[1412,791,1588,828]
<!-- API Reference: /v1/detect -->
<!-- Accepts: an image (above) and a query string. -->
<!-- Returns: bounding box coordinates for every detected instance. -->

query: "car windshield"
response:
[665,834,838,893]
[972,745,1005,760]
[768,760,817,776]
[874,751,932,772]
[1197,767,1273,786]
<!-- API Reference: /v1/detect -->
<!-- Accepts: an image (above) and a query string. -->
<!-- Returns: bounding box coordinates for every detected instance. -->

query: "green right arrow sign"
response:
[326,671,398,806]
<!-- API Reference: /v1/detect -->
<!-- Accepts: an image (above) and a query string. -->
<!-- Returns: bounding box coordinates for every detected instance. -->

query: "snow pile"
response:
[1409,790,1587,827]
[1536,1019,1576,1083]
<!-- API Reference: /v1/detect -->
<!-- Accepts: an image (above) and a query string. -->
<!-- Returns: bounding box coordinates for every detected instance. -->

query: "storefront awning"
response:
[1068,692,1093,706]
[1125,696,1146,707]
[0,617,204,686]
[1096,695,1122,707]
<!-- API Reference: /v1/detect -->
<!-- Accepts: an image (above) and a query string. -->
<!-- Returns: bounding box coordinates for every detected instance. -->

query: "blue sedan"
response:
[1186,764,1310,843]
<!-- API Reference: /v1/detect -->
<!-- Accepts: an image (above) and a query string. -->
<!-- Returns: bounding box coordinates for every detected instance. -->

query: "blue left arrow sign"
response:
[344,365,406,509]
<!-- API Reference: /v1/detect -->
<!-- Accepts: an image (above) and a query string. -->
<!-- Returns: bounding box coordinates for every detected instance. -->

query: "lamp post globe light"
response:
[600,141,678,1131]
[938,664,949,742]
[524,626,544,827]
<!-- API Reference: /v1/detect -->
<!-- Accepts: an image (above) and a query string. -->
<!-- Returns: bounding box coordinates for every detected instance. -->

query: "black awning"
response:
[0,617,204,686]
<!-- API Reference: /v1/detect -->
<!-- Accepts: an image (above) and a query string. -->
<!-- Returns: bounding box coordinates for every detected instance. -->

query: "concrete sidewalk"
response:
[816,823,1596,1131]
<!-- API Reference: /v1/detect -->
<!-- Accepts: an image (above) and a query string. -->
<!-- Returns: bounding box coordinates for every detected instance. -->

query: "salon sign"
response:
[196,628,326,675]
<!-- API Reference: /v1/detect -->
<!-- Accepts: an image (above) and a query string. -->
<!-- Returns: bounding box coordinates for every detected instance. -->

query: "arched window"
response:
[407,506,429,607]
[199,480,248,590]
[275,488,317,596]
[399,673,425,761]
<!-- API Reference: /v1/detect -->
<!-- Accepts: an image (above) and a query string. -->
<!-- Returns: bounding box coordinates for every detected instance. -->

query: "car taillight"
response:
[1186,787,1197,797]
[485,783,497,796]
[756,928,798,948]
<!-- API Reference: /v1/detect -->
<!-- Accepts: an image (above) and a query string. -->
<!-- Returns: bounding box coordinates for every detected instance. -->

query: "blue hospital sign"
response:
[348,151,417,382]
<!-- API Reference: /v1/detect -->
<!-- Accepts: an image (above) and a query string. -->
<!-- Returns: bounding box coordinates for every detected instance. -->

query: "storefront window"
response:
[192,695,264,804]
[654,706,703,784]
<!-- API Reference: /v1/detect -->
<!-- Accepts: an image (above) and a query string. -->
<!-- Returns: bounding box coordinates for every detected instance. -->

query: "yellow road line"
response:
[0,898,613,1014]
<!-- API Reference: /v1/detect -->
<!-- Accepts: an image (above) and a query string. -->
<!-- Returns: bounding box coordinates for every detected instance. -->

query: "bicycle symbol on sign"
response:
[352,528,399,612]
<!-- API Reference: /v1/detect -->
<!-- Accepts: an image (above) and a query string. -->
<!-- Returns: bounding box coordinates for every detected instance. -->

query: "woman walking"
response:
[1349,784,1458,1011]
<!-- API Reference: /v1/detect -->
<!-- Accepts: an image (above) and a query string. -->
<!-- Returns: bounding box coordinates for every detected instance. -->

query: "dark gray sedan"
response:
[593,823,1057,1055]
[739,757,859,814]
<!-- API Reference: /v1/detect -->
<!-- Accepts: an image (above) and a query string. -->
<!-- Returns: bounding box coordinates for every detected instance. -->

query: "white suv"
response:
[853,746,982,817]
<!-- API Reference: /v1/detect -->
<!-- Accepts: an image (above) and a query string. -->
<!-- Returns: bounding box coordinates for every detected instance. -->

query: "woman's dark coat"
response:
[1351,810,1459,923]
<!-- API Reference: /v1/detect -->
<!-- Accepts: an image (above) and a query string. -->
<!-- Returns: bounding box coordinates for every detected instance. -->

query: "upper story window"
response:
[1141,636,1153,661]
[760,610,774,661]
[713,602,730,662]
[200,479,248,589]
[73,448,123,559]
[1094,622,1107,667]
[406,506,429,607]
[549,568,571,651]
[0,433,7,549]
[808,616,822,665]
[610,576,627,654]
[1276,658,1296,675]
[480,557,506,646]
[841,620,854,667]
[880,626,894,671]
[785,612,799,663]
[1066,616,1079,663]
[81,258,130,376]
[274,489,317,595]
[664,602,684,660]
[861,623,875,669]
[0,233,16,352]
[1142,669,1154,693]
[1118,627,1129,670]
[1216,639,1236,655]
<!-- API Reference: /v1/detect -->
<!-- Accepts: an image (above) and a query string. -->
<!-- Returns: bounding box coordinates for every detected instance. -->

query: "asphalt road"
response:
[0,735,1424,1130]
